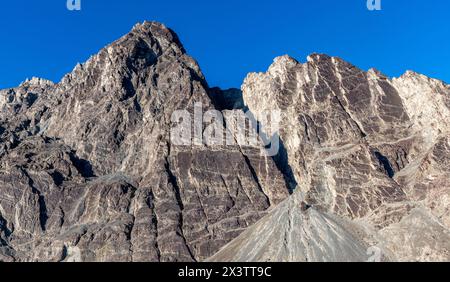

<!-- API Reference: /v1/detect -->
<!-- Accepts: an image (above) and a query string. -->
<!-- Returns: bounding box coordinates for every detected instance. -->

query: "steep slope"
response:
[211,54,450,261]
[208,190,379,262]
[0,22,289,262]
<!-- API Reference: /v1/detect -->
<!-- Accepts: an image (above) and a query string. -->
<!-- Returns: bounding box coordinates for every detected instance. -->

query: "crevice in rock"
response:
[49,171,65,186]
[125,185,137,261]
[59,245,68,262]
[148,188,161,261]
[0,214,12,238]
[236,176,253,204]
[334,95,367,138]
[69,152,95,178]
[244,110,298,194]
[24,93,39,108]
[165,158,184,210]
[272,137,298,194]
[127,214,136,262]
[374,151,395,178]
[120,76,137,101]
[301,116,311,142]
[58,206,65,228]
[21,168,48,231]
[214,105,294,198]
[164,157,196,261]
[242,154,271,207]
[8,133,20,150]
[219,175,236,212]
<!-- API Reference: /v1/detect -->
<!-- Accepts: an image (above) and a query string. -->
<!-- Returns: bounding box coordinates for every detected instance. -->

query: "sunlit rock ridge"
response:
[0,22,449,262]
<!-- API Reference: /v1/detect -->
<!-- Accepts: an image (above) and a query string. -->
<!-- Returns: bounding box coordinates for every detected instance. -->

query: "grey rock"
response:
[0,22,289,262]
[212,54,450,262]
[208,190,389,262]
[1,23,449,262]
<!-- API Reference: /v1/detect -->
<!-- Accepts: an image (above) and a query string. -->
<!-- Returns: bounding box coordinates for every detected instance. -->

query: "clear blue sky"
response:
[0,0,449,89]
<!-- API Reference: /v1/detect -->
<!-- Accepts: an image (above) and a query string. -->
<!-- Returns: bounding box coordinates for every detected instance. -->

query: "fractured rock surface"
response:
[1,22,449,262]
[0,22,289,262]
[214,54,450,261]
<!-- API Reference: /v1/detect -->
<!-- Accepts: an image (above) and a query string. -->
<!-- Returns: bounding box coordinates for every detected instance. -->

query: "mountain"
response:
[0,22,289,262]
[210,54,450,262]
[0,22,449,262]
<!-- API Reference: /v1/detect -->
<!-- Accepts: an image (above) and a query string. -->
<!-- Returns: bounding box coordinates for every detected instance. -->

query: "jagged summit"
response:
[260,53,450,88]
[60,21,203,91]
[0,21,289,262]
[131,21,186,52]
[20,77,55,87]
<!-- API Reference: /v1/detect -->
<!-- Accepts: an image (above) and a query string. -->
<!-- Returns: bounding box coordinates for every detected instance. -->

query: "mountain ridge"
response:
[0,21,449,262]
[221,49,450,261]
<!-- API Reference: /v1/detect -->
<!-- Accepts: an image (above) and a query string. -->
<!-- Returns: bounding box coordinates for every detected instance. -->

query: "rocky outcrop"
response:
[212,54,450,261]
[0,22,289,262]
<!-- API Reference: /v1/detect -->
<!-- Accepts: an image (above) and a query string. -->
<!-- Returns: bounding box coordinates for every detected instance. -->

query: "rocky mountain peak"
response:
[60,21,203,93]
[0,22,289,262]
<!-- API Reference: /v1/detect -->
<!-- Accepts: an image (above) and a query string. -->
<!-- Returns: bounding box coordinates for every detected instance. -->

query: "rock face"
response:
[1,22,449,262]
[212,54,450,262]
[0,22,289,262]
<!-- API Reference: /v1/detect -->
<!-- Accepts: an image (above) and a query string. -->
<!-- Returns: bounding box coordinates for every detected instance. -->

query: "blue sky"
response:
[0,0,449,89]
